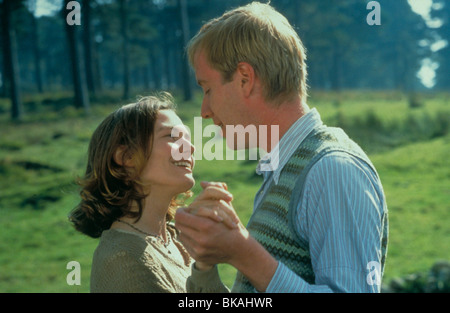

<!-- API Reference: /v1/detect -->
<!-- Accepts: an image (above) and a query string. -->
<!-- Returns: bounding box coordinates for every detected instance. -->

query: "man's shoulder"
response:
[305,150,377,186]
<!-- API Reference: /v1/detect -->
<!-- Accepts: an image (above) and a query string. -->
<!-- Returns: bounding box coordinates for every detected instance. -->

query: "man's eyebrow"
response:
[197,79,206,86]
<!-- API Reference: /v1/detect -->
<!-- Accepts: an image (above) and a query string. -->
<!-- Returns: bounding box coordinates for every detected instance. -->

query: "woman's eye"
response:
[167,133,181,140]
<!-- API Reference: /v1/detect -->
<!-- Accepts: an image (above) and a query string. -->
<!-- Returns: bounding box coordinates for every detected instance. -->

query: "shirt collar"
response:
[256,107,323,184]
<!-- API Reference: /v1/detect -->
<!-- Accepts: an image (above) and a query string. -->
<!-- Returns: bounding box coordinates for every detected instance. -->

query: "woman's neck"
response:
[112,192,174,242]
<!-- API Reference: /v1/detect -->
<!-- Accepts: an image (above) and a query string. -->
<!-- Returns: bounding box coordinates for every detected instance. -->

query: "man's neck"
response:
[258,97,308,153]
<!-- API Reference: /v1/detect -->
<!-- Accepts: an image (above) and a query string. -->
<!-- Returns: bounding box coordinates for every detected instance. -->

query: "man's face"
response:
[193,50,251,142]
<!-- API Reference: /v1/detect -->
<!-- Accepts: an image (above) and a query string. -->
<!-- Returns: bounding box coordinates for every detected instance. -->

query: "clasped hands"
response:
[175,181,247,271]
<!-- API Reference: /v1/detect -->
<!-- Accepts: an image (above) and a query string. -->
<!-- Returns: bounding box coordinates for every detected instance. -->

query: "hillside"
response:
[0,91,448,292]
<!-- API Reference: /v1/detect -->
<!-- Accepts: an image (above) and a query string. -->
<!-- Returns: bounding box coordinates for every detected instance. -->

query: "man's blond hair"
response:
[187,1,308,105]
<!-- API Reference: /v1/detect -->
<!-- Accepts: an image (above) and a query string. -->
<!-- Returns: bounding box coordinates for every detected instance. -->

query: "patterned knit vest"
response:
[232,125,380,293]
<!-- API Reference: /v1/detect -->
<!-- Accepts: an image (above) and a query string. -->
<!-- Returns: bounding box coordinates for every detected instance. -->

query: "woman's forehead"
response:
[155,110,185,131]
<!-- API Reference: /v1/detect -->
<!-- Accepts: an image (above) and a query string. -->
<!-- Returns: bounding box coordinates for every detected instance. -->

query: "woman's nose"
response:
[189,138,195,155]
[178,134,195,157]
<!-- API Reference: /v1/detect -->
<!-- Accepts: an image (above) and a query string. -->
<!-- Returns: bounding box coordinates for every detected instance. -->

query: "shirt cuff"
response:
[186,263,229,293]
[265,262,309,293]
[190,262,222,283]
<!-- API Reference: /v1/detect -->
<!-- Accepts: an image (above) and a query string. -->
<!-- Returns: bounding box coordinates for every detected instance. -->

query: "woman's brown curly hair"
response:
[69,93,191,238]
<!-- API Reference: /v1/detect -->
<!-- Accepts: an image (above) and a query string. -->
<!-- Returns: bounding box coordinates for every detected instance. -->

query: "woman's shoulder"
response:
[90,229,178,292]
[93,229,149,261]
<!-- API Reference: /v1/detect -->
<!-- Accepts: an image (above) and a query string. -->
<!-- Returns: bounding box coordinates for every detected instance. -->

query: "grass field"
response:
[0,90,448,292]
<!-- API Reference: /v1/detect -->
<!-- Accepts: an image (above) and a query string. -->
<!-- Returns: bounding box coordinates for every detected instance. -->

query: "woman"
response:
[69,93,230,292]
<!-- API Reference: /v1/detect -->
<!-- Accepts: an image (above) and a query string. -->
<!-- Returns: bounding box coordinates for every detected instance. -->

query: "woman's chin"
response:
[178,177,195,194]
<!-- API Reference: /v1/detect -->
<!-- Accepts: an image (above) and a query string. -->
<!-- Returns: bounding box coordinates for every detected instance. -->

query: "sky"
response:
[34,0,436,21]
[408,0,433,18]
[407,0,446,88]
[33,0,62,17]
[32,0,442,89]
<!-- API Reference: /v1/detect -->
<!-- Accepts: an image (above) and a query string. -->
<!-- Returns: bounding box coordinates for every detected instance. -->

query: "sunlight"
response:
[33,0,62,17]
[417,58,439,89]
[407,0,444,88]
[407,0,433,19]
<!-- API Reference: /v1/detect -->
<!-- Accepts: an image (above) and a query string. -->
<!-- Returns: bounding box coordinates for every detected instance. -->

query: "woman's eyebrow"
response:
[156,125,173,133]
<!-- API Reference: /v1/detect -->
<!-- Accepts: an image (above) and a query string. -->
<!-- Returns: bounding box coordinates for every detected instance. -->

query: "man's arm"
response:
[177,153,387,293]
[266,153,387,293]
[175,208,278,292]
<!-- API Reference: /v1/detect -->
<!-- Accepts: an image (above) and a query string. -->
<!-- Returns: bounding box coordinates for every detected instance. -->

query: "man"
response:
[175,2,388,293]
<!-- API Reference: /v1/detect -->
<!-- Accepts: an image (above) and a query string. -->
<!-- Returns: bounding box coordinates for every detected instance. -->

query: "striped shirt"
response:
[255,108,388,293]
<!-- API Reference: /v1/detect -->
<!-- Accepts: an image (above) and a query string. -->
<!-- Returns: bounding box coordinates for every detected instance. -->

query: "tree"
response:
[82,0,97,96]
[64,0,90,112]
[274,0,432,91]
[119,0,130,100]
[380,0,429,92]
[178,0,192,101]
[430,0,450,90]
[1,0,23,120]
[27,0,44,93]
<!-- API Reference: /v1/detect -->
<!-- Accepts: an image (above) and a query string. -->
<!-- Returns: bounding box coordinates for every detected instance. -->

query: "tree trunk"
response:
[331,47,342,92]
[64,0,90,113]
[31,15,44,93]
[149,49,161,90]
[120,0,130,100]
[93,40,103,93]
[82,0,96,96]
[2,0,23,121]
[178,0,192,101]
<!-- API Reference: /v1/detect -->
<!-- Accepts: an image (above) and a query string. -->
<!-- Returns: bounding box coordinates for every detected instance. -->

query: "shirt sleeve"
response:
[266,152,387,293]
[186,263,230,293]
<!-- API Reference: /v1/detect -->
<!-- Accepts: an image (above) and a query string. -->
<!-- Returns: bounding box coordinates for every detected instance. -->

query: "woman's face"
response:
[139,110,195,195]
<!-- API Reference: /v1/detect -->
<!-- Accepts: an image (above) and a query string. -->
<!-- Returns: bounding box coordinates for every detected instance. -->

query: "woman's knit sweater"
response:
[90,226,228,293]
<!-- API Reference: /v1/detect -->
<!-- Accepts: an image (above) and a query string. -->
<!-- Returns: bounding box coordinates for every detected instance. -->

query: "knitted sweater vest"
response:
[232,125,379,293]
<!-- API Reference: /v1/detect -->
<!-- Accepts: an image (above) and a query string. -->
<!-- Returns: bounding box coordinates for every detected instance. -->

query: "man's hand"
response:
[175,206,248,265]
[175,181,278,291]
[186,181,240,229]
[175,207,278,292]
[178,181,241,271]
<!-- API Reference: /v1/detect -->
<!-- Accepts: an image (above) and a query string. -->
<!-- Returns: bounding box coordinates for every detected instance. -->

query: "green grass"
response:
[371,135,450,280]
[0,90,448,292]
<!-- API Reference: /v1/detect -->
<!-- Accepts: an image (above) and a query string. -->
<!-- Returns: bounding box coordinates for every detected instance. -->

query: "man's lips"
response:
[213,119,223,128]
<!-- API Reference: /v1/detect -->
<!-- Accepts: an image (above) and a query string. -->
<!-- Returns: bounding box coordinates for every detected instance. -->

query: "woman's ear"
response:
[236,62,255,98]
[114,146,135,167]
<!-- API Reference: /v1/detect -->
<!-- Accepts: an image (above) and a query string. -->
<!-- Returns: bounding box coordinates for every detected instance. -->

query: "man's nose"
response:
[201,98,213,119]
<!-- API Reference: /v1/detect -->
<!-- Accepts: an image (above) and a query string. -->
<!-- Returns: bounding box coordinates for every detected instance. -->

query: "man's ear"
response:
[236,62,255,98]
[114,145,135,167]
